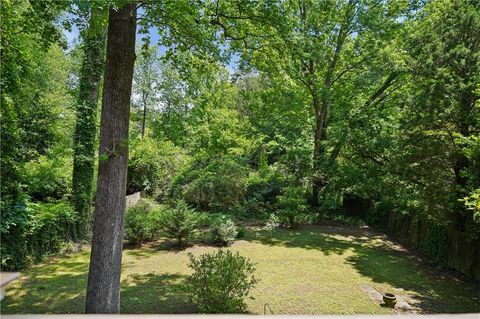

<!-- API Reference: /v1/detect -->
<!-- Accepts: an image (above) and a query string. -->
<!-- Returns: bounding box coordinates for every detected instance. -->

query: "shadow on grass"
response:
[0,253,90,314]
[123,241,186,259]
[1,252,195,314]
[3,226,479,314]
[121,273,196,314]
[346,246,480,313]
[245,225,480,314]
[245,225,381,255]
[123,235,213,259]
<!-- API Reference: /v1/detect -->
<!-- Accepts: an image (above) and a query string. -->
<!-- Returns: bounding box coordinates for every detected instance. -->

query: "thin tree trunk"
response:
[310,0,357,206]
[85,2,136,314]
[71,7,107,239]
[141,92,147,138]
[311,92,322,206]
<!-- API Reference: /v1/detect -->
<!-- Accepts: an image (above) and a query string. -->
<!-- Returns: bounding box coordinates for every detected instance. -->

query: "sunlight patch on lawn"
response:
[1,225,479,314]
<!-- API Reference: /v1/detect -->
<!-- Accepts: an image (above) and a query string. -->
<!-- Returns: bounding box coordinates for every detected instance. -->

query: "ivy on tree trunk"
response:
[71,7,107,239]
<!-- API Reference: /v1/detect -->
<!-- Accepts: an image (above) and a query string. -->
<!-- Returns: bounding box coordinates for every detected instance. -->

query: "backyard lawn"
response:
[2,225,479,314]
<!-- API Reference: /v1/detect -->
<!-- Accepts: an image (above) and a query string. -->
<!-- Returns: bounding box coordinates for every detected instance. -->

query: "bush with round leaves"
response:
[186,250,257,313]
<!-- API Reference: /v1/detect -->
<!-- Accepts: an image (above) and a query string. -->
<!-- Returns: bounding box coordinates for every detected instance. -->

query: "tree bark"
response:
[71,7,107,239]
[141,92,147,138]
[311,92,322,206]
[310,61,336,206]
[310,0,357,206]
[85,3,136,314]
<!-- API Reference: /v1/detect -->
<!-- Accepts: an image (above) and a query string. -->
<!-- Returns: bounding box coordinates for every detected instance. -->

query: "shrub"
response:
[211,218,238,246]
[1,200,77,270]
[26,201,78,259]
[366,200,393,228]
[460,189,480,223]
[186,250,257,313]
[418,219,448,265]
[243,194,267,218]
[127,137,187,198]
[24,154,71,201]
[156,200,202,246]
[171,156,248,211]
[59,241,81,255]
[244,168,283,215]
[237,224,247,239]
[1,198,30,270]
[124,199,161,244]
[276,186,308,227]
[318,212,365,226]
[263,213,280,238]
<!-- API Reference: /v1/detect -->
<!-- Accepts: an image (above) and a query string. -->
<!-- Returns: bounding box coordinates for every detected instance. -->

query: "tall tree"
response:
[398,0,480,229]
[132,45,161,138]
[85,2,137,313]
[85,0,230,311]
[327,0,479,235]
[227,0,405,205]
[71,6,108,239]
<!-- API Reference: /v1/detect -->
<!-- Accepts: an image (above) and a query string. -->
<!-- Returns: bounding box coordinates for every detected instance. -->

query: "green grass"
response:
[2,225,479,314]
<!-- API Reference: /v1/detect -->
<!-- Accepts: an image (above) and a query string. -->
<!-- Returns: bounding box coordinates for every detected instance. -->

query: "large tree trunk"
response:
[71,7,107,239]
[310,14,347,206]
[85,3,136,314]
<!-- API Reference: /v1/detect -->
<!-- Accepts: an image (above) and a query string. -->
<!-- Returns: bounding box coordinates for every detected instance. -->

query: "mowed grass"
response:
[2,225,479,314]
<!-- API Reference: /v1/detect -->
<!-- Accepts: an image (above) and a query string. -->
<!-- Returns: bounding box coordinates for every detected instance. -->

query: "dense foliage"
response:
[124,199,163,245]
[1,200,77,270]
[276,186,309,227]
[1,0,75,269]
[186,250,257,313]
[155,200,202,246]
